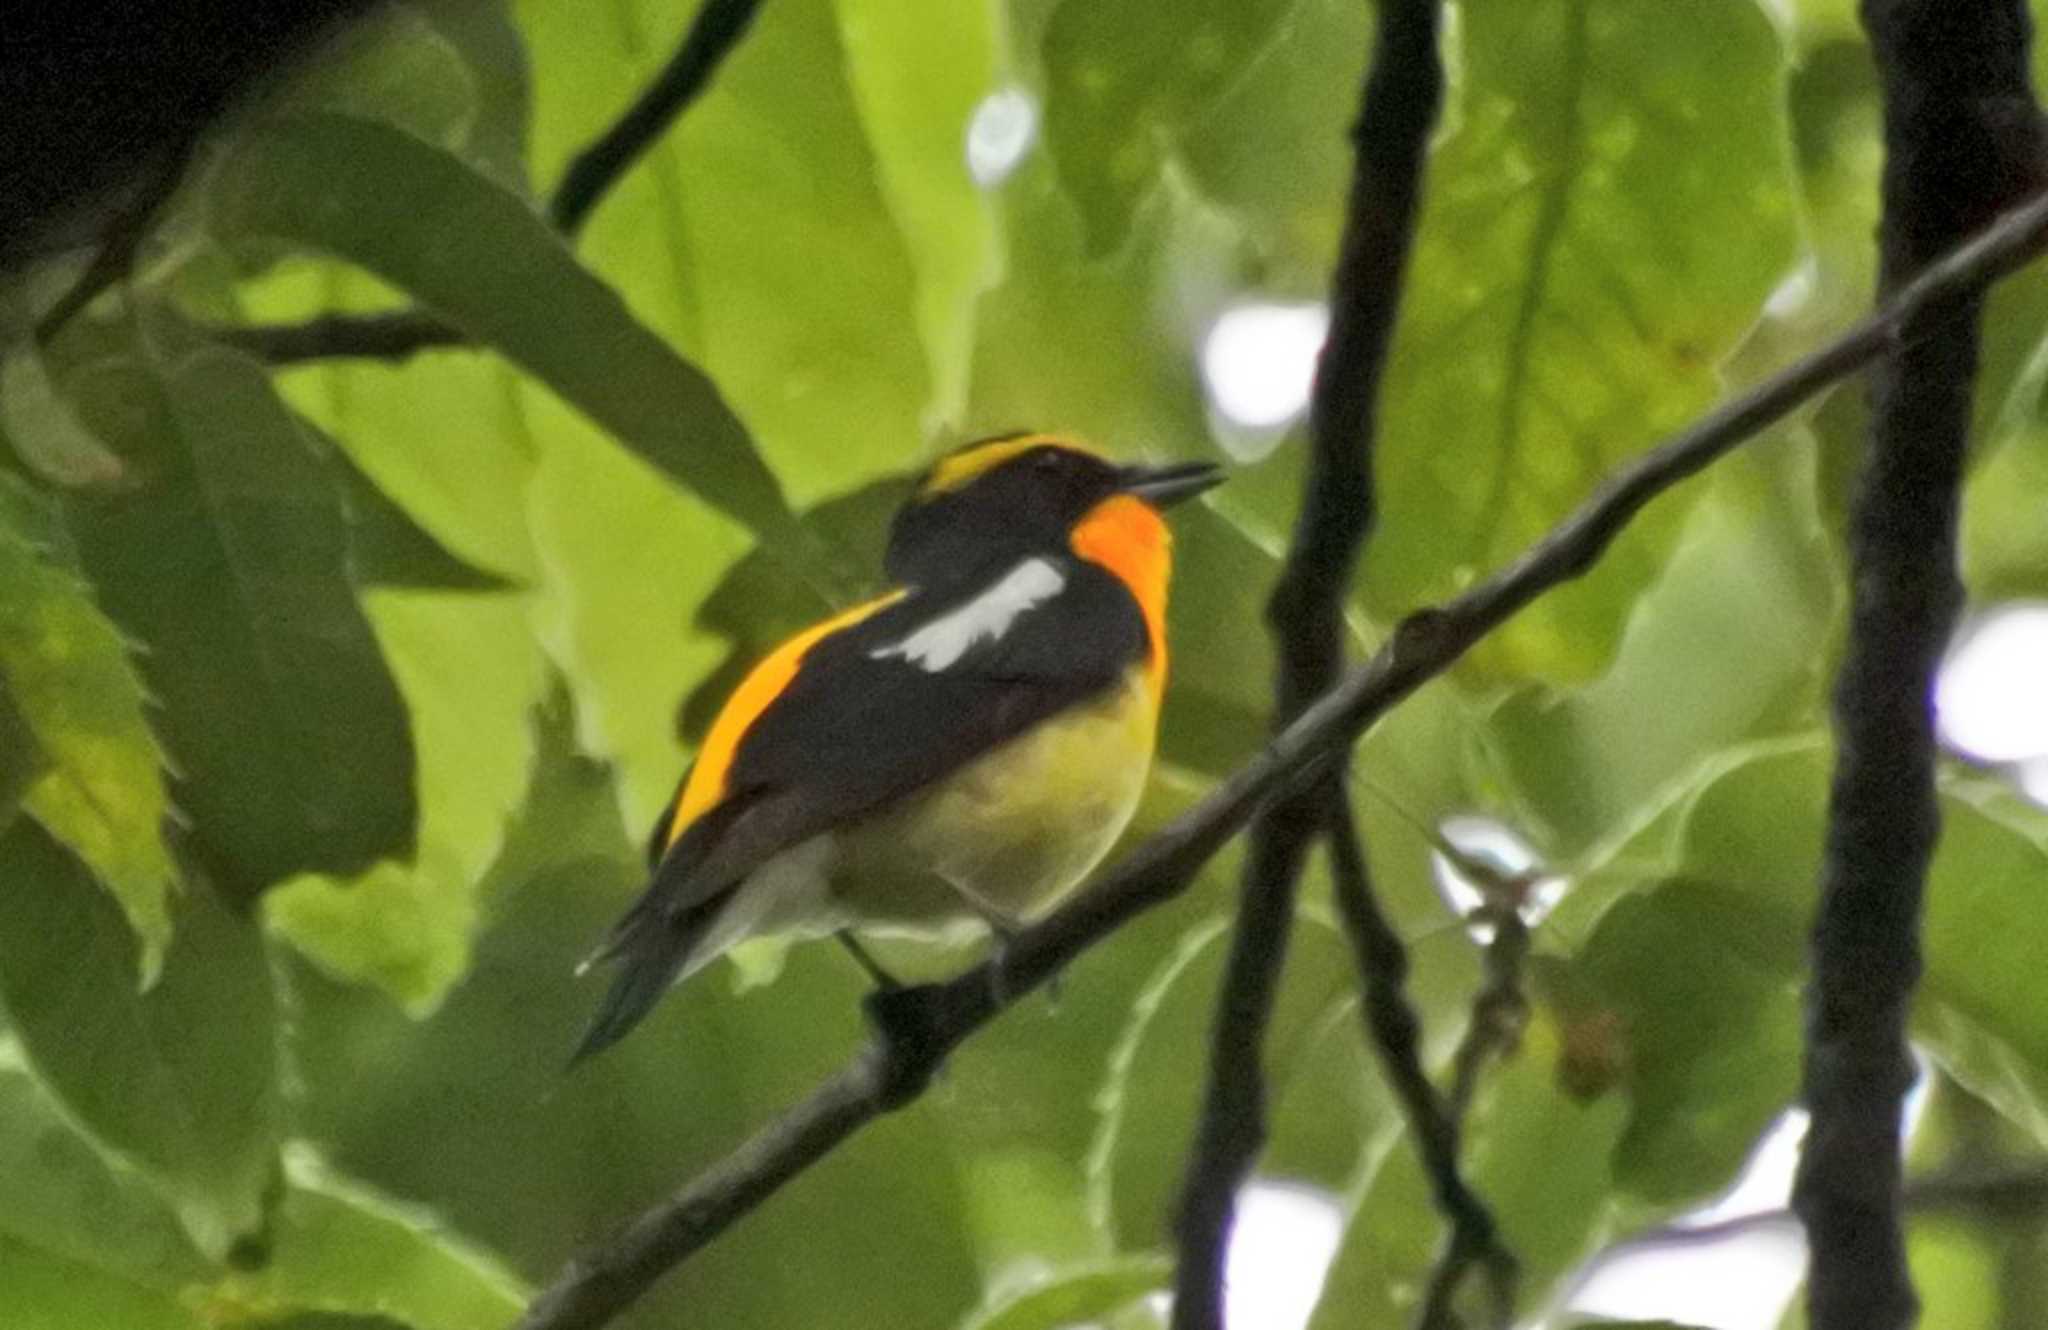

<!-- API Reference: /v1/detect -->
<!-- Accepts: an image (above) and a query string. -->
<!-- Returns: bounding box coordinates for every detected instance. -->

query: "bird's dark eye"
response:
[1033,448,1064,471]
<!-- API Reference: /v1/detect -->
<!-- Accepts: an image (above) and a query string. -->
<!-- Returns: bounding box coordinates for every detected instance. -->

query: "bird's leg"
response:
[834,930,903,992]
[935,880,1034,1008]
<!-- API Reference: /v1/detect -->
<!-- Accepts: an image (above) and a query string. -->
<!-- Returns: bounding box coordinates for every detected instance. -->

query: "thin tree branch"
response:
[217,0,768,365]
[1601,1164,2048,1255]
[509,188,2048,1330]
[1171,2,1447,1325]
[1444,907,1529,1124]
[548,0,765,236]
[1327,805,1515,1330]
[1793,6,2044,1330]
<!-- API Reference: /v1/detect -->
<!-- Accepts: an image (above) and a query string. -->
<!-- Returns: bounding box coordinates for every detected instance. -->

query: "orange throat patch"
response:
[1069,494,1172,695]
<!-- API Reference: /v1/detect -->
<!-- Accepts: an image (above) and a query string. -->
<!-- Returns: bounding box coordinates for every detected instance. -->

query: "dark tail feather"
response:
[569,900,721,1065]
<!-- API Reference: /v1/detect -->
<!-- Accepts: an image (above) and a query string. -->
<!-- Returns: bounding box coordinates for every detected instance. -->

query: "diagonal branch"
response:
[1169,1,1463,1326]
[1792,5,2044,1330]
[504,168,2048,1330]
[217,0,769,366]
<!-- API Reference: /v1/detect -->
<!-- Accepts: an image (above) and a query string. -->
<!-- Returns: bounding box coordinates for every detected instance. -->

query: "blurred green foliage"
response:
[3,0,2048,1325]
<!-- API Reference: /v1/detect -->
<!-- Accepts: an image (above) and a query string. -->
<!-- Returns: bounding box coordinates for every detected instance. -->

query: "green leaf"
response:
[1548,878,1802,1205]
[209,111,812,565]
[1962,426,2048,602]
[0,493,175,972]
[1671,745,2048,1149]
[64,341,416,901]
[0,1239,200,1330]
[1039,0,1297,255]
[1087,913,1379,1250]
[1361,0,1798,681]
[208,1144,528,1330]
[0,677,43,824]
[265,591,548,1013]
[0,341,128,490]
[832,0,1003,429]
[0,819,280,1260]
[0,1049,210,1302]
[956,1256,1169,1330]
[1485,439,1836,862]
[322,428,515,592]
[523,381,757,823]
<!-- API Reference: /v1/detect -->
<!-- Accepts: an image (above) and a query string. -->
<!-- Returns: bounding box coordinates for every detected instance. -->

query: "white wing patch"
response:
[870,557,1066,673]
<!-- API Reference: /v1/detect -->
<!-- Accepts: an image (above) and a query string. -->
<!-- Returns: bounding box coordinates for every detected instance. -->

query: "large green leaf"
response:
[209,1145,528,1330]
[265,591,548,1013]
[1484,438,1836,863]
[208,112,813,564]
[1546,877,1802,1205]
[63,340,415,901]
[1086,913,1383,1251]
[0,1050,210,1307]
[1359,0,1798,681]
[1038,0,1297,255]
[1674,745,2048,1148]
[832,0,1003,429]
[0,820,279,1260]
[0,1240,198,1330]
[516,0,935,505]
[0,497,174,969]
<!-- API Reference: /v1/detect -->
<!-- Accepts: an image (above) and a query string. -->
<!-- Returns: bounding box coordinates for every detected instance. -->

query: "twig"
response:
[1600,1164,2048,1255]
[1170,1,1448,1325]
[1792,6,2044,1330]
[1444,907,1530,1125]
[33,142,194,343]
[1328,804,1515,1330]
[548,0,765,236]
[219,0,769,365]
[508,188,2048,1330]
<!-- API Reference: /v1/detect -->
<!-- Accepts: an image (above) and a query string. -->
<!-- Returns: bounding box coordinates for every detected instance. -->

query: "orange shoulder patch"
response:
[1069,493,1172,695]
[661,590,907,853]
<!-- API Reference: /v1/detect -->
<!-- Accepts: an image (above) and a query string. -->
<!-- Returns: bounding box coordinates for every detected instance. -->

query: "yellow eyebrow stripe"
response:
[661,589,908,853]
[920,433,1106,496]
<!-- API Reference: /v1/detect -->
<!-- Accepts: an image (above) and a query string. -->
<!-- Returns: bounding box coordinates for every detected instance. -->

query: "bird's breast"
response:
[831,663,1159,932]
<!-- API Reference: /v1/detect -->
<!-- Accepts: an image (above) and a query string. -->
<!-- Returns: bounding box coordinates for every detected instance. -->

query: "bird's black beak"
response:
[1117,460,1225,507]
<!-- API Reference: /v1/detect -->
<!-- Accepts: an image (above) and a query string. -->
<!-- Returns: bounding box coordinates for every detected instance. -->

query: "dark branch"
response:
[1327,804,1515,1330]
[1793,6,2044,1330]
[219,0,768,365]
[210,308,469,365]
[1444,907,1529,1123]
[509,189,2048,1330]
[548,0,766,235]
[1171,2,1447,1324]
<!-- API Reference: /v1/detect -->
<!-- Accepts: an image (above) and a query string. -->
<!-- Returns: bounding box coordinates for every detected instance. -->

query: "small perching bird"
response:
[574,433,1222,1059]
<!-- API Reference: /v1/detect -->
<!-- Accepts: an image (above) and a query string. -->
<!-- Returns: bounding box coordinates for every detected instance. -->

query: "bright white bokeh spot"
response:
[1200,303,1329,431]
[1762,257,1818,319]
[1224,1181,1344,1330]
[1428,815,1566,940]
[1936,604,2048,764]
[2023,757,2048,807]
[966,87,1038,187]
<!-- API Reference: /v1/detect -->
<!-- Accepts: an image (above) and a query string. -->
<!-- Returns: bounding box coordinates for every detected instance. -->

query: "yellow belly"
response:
[832,666,1158,933]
